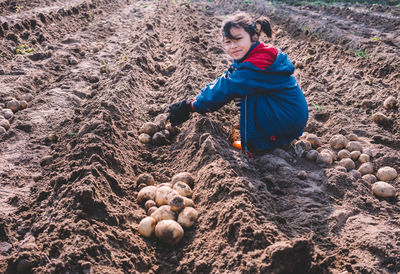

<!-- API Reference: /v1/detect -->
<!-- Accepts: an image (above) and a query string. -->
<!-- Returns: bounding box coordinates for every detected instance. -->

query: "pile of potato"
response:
[297,132,398,198]
[0,95,33,135]
[136,172,198,245]
[138,113,177,146]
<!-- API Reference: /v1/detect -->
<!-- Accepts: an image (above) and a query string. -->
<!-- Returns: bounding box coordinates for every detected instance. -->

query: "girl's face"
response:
[223,27,256,60]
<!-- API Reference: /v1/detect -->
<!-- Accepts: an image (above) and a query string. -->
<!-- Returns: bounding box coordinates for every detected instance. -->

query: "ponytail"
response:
[254,18,273,38]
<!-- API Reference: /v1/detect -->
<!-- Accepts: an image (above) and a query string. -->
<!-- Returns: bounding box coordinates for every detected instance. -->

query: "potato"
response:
[362,148,373,157]
[2,109,13,120]
[152,131,168,145]
[362,174,377,184]
[178,207,198,229]
[165,123,178,135]
[137,173,155,186]
[22,93,34,102]
[306,134,321,149]
[376,167,397,182]
[155,186,177,206]
[168,195,185,212]
[139,122,158,136]
[145,200,156,210]
[321,149,337,161]
[358,162,374,176]
[137,186,157,204]
[346,141,362,152]
[0,126,6,135]
[294,140,312,152]
[138,217,156,238]
[154,114,168,130]
[0,119,10,130]
[155,220,184,245]
[182,197,195,207]
[305,150,318,161]
[151,205,176,222]
[350,151,361,161]
[159,129,170,139]
[158,182,173,188]
[329,134,348,150]
[19,100,28,110]
[347,133,358,141]
[337,149,351,160]
[358,154,370,164]
[138,133,152,144]
[316,152,333,166]
[6,100,20,112]
[338,158,355,171]
[173,182,192,197]
[383,96,397,110]
[349,170,361,180]
[372,112,391,126]
[171,172,195,187]
[372,181,396,198]
[148,206,158,216]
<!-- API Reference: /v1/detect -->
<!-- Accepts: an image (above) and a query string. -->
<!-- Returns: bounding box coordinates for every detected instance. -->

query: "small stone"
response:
[350,151,361,161]
[68,56,78,65]
[372,112,391,126]
[0,119,10,130]
[358,162,374,175]
[349,170,361,180]
[306,134,321,148]
[347,133,358,141]
[376,166,397,182]
[297,170,307,180]
[329,134,348,150]
[362,174,377,184]
[6,100,20,112]
[316,152,333,166]
[88,75,99,83]
[383,96,397,110]
[338,158,355,171]
[337,149,351,160]
[306,150,318,161]
[358,153,370,163]
[346,141,363,152]
[372,181,396,198]
[40,155,53,166]
[137,173,155,186]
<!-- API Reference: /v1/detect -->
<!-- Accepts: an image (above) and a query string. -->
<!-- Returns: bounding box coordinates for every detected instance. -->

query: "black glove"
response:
[167,100,193,126]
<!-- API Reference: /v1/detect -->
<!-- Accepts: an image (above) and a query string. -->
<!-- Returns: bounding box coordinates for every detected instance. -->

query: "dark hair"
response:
[222,12,273,41]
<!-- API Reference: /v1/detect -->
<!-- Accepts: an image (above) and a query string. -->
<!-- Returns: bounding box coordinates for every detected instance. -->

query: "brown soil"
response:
[1,0,399,273]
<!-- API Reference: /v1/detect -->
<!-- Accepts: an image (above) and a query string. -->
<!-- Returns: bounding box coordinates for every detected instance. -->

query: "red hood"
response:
[243,42,278,70]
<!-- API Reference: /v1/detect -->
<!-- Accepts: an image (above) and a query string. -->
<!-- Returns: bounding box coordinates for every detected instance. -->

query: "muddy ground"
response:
[0,0,399,273]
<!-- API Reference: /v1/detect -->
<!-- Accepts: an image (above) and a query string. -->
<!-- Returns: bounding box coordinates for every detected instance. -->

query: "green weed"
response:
[244,0,252,5]
[15,45,34,55]
[141,4,149,8]
[16,6,24,13]
[312,103,326,111]
[369,36,379,42]
[355,48,368,59]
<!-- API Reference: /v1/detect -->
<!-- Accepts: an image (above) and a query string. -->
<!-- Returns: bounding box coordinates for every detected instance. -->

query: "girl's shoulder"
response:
[243,42,278,70]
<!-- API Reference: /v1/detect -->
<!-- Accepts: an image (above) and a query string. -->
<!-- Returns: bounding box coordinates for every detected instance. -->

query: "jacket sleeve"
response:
[191,68,266,114]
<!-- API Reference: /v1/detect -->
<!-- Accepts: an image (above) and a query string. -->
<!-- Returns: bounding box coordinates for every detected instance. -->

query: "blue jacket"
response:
[192,42,308,152]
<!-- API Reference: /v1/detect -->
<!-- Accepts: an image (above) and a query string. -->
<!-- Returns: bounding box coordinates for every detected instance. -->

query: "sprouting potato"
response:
[145,200,156,210]
[6,100,20,112]
[155,186,177,206]
[337,149,351,160]
[358,153,370,164]
[338,158,355,171]
[173,182,193,197]
[148,206,158,216]
[151,205,176,222]
[137,186,157,204]
[306,134,321,149]
[329,134,348,150]
[376,167,397,182]
[372,112,391,126]
[178,207,198,229]
[139,122,158,136]
[171,172,195,187]
[182,197,195,208]
[168,195,185,212]
[138,216,156,238]
[350,151,361,161]
[137,173,155,186]
[155,220,184,245]
[138,133,152,144]
[0,119,10,130]
[372,181,396,198]
[358,162,374,176]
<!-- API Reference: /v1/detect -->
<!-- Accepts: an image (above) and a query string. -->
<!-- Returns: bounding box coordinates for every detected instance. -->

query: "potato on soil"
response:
[347,133,358,141]
[22,93,34,102]
[362,174,377,184]
[173,182,193,197]
[372,181,396,198]
[139,122,158,136]
[148,206,158,216]
[171,172,195,187]
[166,123,178,135]
[158,182,172,188]
[358,154,370,164]
[182,197,195,207]
[138,133,152,144]
[358,162,374,176]
[169,195,185,212]
[346,141,363,152]
[137,173,155,186]
[294,140,312,152]
[19,100,28,110]
[155,220,184,245]
[372,112,391,126]
[178,207,198,229]
[376,167,397,182]
[138,217,156,238]
[329,134,348,150]
[338,158,355,171]
[155,186,177,206]
[151,205,176,222]
[316,152,333,165]
[305,150,318,161]
[350,151,361,161]
[152,131,168,145]
[159,129,170,139]
[349,170,361,180]
[383,96,397,110]
[362,148,373,157]
[2,109,13,120]
[320,149,337,161]
[0,119,10,130]
[6,100,20,112]
[137,186,157,204]
[337,149,351,160]
[306,134,321,148]
[145,200,156,210]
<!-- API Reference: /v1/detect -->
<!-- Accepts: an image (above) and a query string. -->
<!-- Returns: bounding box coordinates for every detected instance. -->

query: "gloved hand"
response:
[167,100,193,126]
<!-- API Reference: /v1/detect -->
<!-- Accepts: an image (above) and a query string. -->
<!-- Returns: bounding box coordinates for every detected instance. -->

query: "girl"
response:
[167,12,308,153]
